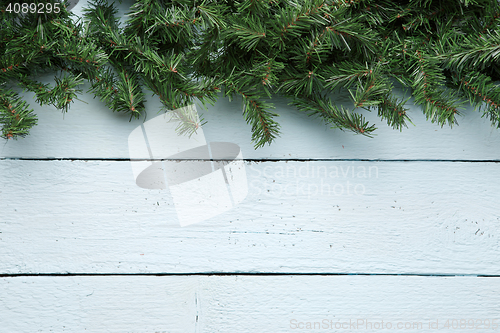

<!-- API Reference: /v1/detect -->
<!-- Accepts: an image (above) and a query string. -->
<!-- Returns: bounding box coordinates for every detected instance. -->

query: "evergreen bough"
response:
[1,0,500,147]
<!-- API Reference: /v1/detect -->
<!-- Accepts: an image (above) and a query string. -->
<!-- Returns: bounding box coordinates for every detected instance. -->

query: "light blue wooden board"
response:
[2,84,500,160]
[0,275,499,332]
[0,0,499,160]
[1,2,499,332]
[1,160,498,274]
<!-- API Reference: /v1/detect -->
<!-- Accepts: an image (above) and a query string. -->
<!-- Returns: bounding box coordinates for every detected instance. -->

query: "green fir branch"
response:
[292,94,376,136]
[0,90,38,140]
[2,0,500,145]
[452,71,500,127]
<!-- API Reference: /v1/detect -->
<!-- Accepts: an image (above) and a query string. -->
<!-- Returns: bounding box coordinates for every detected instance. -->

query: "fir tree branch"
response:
[452,71,500,127]
[168,104,207,138]
[16,76,55,107]
[409,49,462,126]
[3,0,500,145]
[226,81,281,148]
[349,75,390,109]
[323,61,375,91]
[242,98,281,148]
[16,72,84,113]
[88,67,121,111]
[0,90,38,140]
[291,94,376,136]
[440,30,500,72]
[377,93,413,130]
[226,21,267,52]
[279,67,325,97]
[113,69,145,118]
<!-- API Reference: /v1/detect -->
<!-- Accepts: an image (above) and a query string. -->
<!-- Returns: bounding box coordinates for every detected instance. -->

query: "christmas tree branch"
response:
[452,71,500,126]
[2,0,500,145]
[291,94,376,136]
[0,89,38,139]
[377,93,412,130]
[225,79,281,148]
[408,49,462,126]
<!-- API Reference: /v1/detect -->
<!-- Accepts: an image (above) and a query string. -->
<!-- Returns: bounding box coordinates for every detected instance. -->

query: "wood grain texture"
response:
[2,2,499,330]
[1,159,498,274]
[2,87,500,160]
[0,275,499,332]
[2,1,500,160]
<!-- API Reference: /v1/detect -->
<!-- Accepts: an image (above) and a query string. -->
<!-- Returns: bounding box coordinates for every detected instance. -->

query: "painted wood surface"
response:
[2,86,500,160]
[1,275,499,332]
[1,0,500,160]
[1,1,500,332]
[1,159,498,274]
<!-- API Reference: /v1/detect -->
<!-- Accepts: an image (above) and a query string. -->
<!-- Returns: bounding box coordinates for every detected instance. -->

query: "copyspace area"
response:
[1,1,499,332]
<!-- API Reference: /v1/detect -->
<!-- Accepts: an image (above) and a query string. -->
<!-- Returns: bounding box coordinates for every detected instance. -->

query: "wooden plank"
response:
[2,3,498,333]
[0,275,499,332]
[2,86,500,160]
[1,160,498,274]
[2,2,500,160]
[0,275,199,333]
